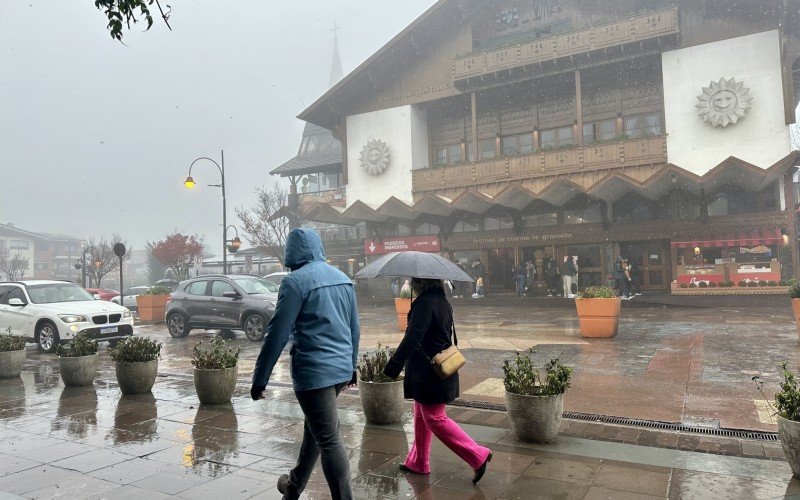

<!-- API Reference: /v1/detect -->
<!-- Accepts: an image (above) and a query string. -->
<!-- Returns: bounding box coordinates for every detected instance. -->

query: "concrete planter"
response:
[575,297,621,338]
[360,380,404,425]
[778,416,800,477]
[136,295,170,322]
[394,298,412,331]
[194,366,238,405]
[505,390,563,443]
[115,359,158,395]
[0,349,25,379]
[59,354,98,387]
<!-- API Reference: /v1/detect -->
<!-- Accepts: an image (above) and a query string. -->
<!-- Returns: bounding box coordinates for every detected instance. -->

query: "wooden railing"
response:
[453,7,678,81]
[412,135,667,194]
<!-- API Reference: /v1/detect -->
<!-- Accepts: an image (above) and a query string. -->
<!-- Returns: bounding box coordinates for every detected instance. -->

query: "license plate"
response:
[100,326,118,334]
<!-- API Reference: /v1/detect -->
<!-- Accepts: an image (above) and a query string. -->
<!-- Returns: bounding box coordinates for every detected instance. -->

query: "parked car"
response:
[0,280,134,353]
[153,279,179,291]
[165,274,278,341]
[262,271,289,287]
[85,288,119,302]
[110,286,151,311]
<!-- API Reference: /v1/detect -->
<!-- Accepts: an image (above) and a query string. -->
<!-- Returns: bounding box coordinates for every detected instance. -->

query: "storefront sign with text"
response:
[364,236,441,255]
[470,232,575,245]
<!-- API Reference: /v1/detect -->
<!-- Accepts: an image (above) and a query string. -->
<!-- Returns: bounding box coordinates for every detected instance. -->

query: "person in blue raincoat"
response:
[251,228,360,500]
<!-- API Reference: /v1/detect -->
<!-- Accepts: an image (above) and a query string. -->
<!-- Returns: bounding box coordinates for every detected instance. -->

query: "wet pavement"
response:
[1,350,800,499]
[141,299,798,432]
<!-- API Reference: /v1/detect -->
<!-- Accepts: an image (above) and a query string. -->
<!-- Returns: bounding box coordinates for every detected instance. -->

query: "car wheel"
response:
[167,312,190,338]
[243,314,266,341]
[36,322,59,354]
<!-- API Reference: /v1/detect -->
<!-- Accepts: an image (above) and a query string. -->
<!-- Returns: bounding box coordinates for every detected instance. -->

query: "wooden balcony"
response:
[453,8,678,82]
[412,135,667,195]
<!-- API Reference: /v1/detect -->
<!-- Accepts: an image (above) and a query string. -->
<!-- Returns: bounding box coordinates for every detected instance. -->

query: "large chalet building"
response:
[273,1,800,294]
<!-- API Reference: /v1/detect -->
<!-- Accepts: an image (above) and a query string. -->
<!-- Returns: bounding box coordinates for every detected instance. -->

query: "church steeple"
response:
[329,22,344,88]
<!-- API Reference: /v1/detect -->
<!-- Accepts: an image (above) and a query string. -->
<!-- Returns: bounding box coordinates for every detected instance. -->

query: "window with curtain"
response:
[541,126,573,148]
[625,113,662,138]
[584,119,617,144]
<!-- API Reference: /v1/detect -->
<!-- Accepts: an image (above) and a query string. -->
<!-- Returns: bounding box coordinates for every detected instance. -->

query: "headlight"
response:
[58,314,88,323]
[122,310,132,319]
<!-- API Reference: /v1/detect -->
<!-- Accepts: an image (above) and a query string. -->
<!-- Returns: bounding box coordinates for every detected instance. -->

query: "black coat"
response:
[385,287,459,405]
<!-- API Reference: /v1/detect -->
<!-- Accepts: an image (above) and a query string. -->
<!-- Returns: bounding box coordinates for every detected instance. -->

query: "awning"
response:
[670,229,784,249]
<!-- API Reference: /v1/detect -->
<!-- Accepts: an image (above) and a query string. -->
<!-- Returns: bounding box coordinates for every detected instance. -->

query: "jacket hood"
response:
[284,228,326,270]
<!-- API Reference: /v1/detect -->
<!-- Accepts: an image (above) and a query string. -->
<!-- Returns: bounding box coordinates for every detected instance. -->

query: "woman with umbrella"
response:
[357,252,492,485]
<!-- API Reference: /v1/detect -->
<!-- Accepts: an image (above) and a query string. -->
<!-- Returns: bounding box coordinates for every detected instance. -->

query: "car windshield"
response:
[232,277,278,294]
[27,283,96,304]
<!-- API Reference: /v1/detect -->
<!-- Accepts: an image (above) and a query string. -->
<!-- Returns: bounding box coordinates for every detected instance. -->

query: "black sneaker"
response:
[277,474,289,495]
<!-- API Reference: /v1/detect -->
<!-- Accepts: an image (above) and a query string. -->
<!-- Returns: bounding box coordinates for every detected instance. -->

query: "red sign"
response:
[364,236,440,255]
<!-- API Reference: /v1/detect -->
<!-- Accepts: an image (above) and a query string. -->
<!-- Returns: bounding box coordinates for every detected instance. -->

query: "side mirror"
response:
[93,294,101,300]
[8,298,26,307]
[222,291,241,299]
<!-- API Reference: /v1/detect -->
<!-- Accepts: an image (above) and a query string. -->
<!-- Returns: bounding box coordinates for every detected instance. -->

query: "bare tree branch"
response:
[86,235,131,288]
[236,183,302,262]
[0,249,28,281]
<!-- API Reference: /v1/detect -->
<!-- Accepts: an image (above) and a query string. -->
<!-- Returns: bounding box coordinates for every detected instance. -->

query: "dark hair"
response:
[410,278,443,296]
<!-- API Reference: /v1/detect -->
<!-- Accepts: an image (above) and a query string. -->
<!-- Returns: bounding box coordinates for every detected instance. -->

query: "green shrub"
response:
[738,280,748,287]
[56,333,98,357]
[780,280,789,286]
[109,337,162,363]
[398,288,412,299]
[708,281,717,288]
[754,363,800,422]
[679,283,688,289]
[503,350,572,396]
[790,281,800,299]
[0,329,26,352]
[768,281,778,287]
[358,344,401,383]
[144,285,171,296]
[192,337,240,369]
[576,285,616,299]
[698,281,708,288]
[748,281,759,288]
[723,281,735,288]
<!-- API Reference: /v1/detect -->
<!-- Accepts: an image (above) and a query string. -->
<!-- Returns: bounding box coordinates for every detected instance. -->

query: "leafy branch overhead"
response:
[94,0,172,41]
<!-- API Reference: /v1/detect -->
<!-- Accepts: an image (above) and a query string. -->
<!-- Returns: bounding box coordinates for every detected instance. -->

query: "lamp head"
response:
[184,176,196,189]
[231,237,242,250]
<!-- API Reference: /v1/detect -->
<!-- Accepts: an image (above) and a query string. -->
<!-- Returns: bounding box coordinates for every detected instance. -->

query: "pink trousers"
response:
[403,401,491,474]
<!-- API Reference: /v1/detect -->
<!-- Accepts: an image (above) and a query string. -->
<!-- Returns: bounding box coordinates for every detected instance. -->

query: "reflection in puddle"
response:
[53,386,98,438]
[0,377,26,420]
[107,393,158,444]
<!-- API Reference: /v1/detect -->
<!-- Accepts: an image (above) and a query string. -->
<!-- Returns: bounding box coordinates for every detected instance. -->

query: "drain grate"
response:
[450,399,778,441]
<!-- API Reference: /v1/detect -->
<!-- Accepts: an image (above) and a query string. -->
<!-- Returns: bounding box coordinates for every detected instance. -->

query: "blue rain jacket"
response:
[252,228,360,392]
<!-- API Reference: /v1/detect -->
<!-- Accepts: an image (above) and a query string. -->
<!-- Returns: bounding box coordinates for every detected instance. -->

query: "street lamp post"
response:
[184,150,227,274]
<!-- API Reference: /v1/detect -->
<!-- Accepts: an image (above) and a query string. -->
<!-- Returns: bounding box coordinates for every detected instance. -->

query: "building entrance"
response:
[619,241,670,292]
[521,246,556,296]
[486,248,515,291]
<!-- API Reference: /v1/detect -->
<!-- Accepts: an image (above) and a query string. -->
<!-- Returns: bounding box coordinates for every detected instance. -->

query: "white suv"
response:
[0,280,134,353]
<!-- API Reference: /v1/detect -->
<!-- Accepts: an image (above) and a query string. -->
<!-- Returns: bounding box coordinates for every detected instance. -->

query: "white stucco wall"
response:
[345,105,428,207]
[662,30,790,175]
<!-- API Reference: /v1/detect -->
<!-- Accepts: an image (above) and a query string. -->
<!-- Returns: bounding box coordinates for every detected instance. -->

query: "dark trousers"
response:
[615,278,630,297]
[286,382,351,500]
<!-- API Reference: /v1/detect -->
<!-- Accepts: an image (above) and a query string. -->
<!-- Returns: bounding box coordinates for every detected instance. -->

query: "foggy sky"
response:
[0,0,435,254]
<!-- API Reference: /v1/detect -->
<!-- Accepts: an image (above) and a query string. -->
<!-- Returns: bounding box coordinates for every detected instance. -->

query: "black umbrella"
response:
[355,251,473,282]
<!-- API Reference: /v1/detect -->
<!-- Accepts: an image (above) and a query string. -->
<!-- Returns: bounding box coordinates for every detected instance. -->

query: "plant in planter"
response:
[768,281,778,287]
[358,344,404,424]
[394,287,413,331]
[698,282,708,289]
[503,350,572,443]
[191,337,240,405]
[574,285,620,338]
[56,333,98,387]
[136,285,171,322]
[738,280,748,287]
[109,337,162,394]
[754,364,800,476]
[708,281,717,288]
[0,328,27,379]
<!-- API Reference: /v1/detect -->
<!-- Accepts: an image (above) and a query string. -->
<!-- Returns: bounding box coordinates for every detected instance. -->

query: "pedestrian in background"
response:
[251,228,360,500]
[384,278,493,485]
[391,277,400,297]
[559,256,578,298]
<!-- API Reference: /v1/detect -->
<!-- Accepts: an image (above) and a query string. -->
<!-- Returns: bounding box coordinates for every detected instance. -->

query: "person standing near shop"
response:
[613,256,631,299]
[251,228,359,500]
[546,258,559,297]
[515,262,527,297]
[559,255,578,298]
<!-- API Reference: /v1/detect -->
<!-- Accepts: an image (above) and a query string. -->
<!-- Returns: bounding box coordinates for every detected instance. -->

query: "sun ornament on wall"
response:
[695,77,753,128]
[359,139,390,176]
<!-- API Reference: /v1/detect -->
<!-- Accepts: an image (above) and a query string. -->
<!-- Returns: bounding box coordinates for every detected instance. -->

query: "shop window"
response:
[415,222,439,235]
[541,126,573,148]
[446,144,461,165]
[583,119,616,144]
[453,219,480,233]
[397,222,412,237]
[614,196,655,223]
[479,138,496,160]
[484,216,514,231]
[625,113,662,139]
[501,133,534,156]
[435,147,447,166]
[707,194,729,217]
[523,213,557,227]
[564,205,602,225]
